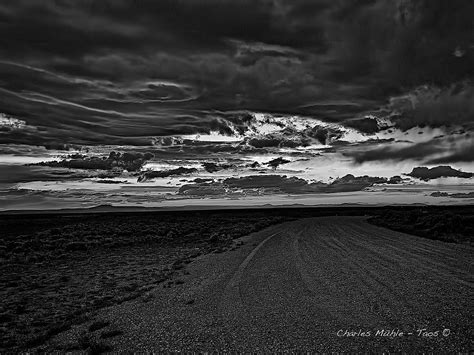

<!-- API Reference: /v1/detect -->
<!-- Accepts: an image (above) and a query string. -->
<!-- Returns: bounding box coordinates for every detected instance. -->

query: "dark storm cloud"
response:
[179,173,393,196]
[407,166,473,181]
[0,0,327,61]
[0,0,473,145]
[347,135,474,164]
[426,141,474,165]
[0,165,91,185]
[387,82,474,131]
[2,0,472,82]
[348,140,444,164]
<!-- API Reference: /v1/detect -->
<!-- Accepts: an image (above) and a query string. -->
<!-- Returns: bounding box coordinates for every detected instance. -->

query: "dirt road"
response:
[51,216,473,352]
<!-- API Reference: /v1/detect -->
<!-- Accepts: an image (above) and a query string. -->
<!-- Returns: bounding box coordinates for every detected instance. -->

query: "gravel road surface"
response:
[51,216,473,352]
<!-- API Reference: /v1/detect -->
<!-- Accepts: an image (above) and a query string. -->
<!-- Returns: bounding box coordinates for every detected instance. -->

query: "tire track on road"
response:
[219,231,281,323]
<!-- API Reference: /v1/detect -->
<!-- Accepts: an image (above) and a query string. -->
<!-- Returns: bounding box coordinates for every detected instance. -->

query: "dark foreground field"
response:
[0,206,473,352]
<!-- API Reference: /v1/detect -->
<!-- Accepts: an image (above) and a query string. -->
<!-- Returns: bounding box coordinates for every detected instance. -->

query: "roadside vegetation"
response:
[0,211,291,351]
[368,208,474,244]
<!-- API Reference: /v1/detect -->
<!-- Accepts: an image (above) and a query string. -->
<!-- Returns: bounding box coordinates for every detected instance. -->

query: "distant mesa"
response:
[407,166,473,181]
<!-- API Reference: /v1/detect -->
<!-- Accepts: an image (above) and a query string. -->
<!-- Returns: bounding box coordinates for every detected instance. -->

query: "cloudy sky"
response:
[0,0,473,210]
